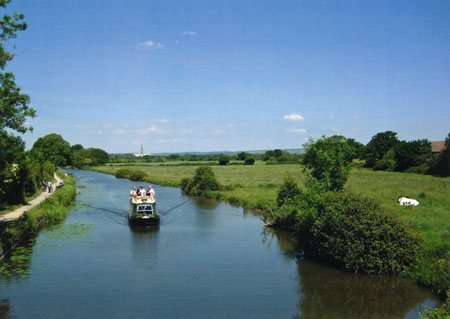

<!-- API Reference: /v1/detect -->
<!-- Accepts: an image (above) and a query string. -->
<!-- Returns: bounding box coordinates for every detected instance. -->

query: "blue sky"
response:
[7,0,450,153]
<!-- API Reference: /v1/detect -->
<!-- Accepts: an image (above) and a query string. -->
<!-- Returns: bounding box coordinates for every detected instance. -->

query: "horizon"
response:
[7,1,450,153]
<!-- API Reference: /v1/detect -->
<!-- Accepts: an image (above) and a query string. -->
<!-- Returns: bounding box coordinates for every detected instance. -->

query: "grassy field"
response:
[92,163,449,251]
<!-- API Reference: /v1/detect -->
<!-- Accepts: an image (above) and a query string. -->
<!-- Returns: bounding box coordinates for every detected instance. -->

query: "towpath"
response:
[0,174,62,223]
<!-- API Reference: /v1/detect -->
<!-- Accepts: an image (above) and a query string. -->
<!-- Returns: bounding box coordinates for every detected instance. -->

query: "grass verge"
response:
[0,170,76,255]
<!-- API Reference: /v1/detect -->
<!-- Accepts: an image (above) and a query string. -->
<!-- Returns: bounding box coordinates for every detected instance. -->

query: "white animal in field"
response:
[398,196,419,206]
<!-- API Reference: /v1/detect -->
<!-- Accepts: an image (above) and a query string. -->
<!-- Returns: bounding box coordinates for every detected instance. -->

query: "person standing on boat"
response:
[138,185,146,197]
[130,186,137,198]
[147,185,155,200]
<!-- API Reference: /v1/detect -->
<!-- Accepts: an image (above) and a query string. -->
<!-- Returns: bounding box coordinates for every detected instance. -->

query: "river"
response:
[0,169,439,318]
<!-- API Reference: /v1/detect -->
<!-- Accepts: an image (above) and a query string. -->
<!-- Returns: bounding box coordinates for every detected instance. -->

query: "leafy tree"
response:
[373,148,396,171]
[273,149,283,157]
[236,152,249,161]
[181,166,220,196]
[303,136,355,192]
[70,144,84,153]
[218,154,230,165]
[0,1,35,206]
[394,139,433,172]
[430,133,450,177]
[244,156,255,165]
[365,131,399,167]
[30,133,72,166]
[277,176,301,207]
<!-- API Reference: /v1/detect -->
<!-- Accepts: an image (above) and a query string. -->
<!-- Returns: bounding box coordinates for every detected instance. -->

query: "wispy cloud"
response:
[180,31,197,36]
[138,40,164,49]
[285,128,307,134]
[284,113,305,121]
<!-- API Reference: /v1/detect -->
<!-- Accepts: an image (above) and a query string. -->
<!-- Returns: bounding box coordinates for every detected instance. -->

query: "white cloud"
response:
[157,118,169,123]
[140,126,159,134]
[284,113,305,121]
[180,31,197,36]
[285,128,307,134]
[329,114,335,119]
[138,40,164,49]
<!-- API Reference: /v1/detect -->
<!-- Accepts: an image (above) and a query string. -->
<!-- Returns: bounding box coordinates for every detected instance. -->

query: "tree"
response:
[273,149,283,157]
[365,131,399,167]
[430,133,450,177]
[70,144,84,153]
[30,133,72,166]
[244,156,255,165]
[394,139,433,172]
[236,152,249,161]
[218,154,230,165]
[303,136,355,192]
[0,1,34,207]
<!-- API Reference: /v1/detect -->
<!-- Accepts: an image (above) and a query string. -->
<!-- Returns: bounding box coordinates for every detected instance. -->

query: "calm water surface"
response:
[0,170,439,318]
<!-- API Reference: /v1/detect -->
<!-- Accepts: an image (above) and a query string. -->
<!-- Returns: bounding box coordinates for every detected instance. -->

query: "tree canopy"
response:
[365,131,399,168]
[30,133,72,166]
[303,136,355,192]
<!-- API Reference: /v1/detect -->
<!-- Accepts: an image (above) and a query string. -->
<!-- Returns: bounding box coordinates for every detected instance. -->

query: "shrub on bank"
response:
[114,168,131,179]
[129,170,147,181]
[267,180,418,274]
[181,166,220,196]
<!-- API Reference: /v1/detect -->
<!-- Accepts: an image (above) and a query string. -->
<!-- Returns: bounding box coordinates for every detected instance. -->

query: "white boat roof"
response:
[131,196,155,204]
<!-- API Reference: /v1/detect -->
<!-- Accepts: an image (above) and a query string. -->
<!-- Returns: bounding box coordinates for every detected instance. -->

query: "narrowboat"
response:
[128,195,159,225]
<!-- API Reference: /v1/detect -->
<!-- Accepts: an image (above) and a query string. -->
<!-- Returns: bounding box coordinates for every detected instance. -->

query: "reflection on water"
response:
[0,299,12,319]
[263,227,439,319]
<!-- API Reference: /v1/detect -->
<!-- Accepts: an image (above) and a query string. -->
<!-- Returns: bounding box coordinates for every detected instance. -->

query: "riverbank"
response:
[0,171,76,260]
[91,164,449,297]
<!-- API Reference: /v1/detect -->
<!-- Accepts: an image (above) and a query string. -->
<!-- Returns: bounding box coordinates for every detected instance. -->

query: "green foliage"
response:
[30,133,72,166]
[236,152,250,160]
[394,139,433,172]
[271,190,419,274]
[302,136,355,192]
[365,131,399,168]
[373,148,397,171]
[42,161,55,180]
[181,166,220,196]
[72,147,109,168]
[430,133,450,177]
[277,176,301,207]
[114,168,131,179]
[244,156,255,165]
[0,172,76,252]
[129,170,147,181]
[218,154,230,165]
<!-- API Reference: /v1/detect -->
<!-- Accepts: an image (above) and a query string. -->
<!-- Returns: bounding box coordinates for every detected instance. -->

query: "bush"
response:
[277,176,301,207]
[297,191,418,274]
[129,170,147,181]
[244,156,255,165]
[218,154,230,165]
[181,166,220,196]
[115,168,131,179]
[405,164,430,175]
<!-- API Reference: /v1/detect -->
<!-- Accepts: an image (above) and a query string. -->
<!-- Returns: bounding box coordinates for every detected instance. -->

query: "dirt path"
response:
[0,174,62,223]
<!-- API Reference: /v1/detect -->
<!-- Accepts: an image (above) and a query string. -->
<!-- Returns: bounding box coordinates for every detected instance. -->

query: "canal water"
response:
[0,170,439,318]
